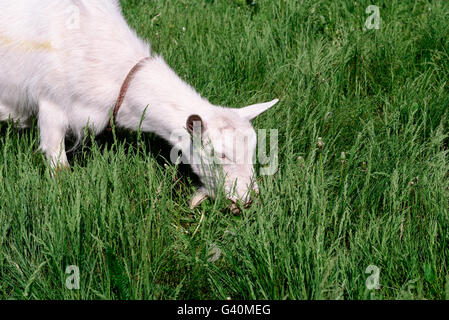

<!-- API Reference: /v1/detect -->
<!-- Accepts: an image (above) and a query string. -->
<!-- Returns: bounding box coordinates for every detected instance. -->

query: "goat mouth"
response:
[227,198,253,215]
[228,201,241,215]
[189,189,255,211]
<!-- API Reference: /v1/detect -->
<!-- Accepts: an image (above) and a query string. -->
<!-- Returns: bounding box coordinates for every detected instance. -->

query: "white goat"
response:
[0,0,278,206]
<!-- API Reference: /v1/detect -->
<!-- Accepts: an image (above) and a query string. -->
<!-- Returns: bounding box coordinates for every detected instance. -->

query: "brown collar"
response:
[108,57,151,131]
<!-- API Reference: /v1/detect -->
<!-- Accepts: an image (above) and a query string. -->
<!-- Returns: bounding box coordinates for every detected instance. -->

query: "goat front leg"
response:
[38,99,69,169]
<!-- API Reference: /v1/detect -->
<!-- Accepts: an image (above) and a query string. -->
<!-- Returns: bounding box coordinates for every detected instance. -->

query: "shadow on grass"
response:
[0,119,201,190]
[69,126,202,188]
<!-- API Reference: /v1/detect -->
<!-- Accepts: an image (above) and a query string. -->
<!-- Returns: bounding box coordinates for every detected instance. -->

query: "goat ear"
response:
[186,114,204,135]
[238,99,279,121]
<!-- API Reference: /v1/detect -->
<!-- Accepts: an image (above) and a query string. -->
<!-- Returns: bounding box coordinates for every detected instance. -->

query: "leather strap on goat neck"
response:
[108,57,152,131]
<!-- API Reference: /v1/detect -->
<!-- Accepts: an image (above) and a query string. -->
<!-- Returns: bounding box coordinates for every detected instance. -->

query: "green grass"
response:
[1,0,449,300]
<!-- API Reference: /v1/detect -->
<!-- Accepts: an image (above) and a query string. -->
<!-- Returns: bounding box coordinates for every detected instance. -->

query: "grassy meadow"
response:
[1,0,449,299]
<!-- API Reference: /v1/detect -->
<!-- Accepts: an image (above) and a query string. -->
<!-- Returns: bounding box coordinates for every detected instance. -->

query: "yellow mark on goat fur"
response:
[0,33,55,52]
